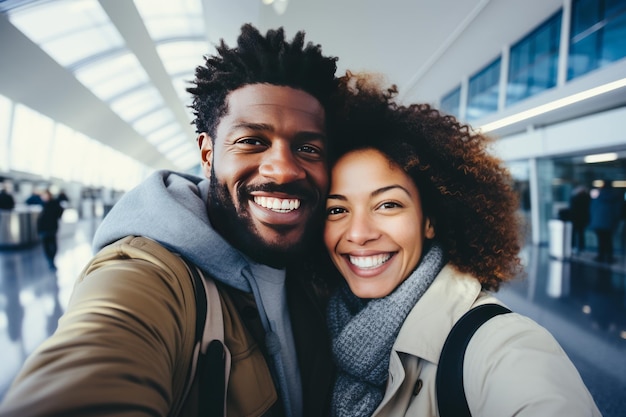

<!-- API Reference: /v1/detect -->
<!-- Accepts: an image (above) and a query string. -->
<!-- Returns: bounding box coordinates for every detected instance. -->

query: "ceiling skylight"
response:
[2,0,206,172]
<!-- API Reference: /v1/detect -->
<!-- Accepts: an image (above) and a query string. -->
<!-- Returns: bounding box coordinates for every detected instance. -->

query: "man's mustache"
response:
[242,182,318,201]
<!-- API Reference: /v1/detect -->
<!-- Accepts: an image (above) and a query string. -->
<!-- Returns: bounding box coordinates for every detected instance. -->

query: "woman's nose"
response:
[345,212,380,245]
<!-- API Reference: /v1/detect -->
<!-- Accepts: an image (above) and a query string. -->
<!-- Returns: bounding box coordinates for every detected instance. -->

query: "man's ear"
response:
[198,132,213,178]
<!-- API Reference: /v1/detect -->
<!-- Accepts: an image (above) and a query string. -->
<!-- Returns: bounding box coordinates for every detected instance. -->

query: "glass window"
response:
[7,0,124,68]
[0,95,12,172]
[507,12,562,106]
[134,0,206,125]
[568,0,626,79]
[50,123,79,182]
[75,53,149,102]
[440,86,461,118]
[109,86,163,123]
[10,104,54,175]
[5,0,203,173]
[466,58,501,121]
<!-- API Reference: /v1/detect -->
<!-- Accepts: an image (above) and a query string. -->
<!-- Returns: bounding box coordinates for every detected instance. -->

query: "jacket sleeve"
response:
[0,237,198,417]
[464,313,602,417]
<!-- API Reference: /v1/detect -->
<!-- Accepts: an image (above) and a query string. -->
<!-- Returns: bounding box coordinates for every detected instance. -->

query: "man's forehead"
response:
[225,84,324,115]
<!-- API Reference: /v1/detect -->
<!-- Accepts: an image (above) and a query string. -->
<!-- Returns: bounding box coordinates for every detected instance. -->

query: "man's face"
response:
[199,84,328,266]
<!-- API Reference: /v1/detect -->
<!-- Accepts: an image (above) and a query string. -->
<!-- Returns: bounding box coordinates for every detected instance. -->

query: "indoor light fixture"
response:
[584,152,618,163]
[262,0,288,14]
[479,77,626,133]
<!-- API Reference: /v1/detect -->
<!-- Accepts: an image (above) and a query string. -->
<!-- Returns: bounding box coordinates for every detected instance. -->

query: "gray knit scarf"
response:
[327,243,446,417]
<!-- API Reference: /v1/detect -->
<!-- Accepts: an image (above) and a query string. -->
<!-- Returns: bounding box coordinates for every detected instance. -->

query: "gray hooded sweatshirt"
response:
[92,169,301,417]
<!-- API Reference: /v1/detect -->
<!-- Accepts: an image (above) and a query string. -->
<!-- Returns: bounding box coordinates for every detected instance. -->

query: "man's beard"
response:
[207,170,322,268]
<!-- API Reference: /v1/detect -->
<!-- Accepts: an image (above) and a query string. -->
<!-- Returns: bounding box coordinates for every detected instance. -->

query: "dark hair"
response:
[329,72,523,290]
[187,24,339,137]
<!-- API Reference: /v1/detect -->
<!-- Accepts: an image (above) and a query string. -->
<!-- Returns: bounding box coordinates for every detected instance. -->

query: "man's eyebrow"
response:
[326,185,412,202]
[230,123,326,141]
[231,122,273,131]
[294,131,327,142]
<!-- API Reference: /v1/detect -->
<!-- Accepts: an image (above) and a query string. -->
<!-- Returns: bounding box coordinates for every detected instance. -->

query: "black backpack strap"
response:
[178,257,231,417]
[436,303,511,417]
[199,340,227,416]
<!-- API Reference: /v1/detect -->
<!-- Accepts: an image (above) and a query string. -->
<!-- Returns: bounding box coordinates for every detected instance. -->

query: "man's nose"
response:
[259,144,306,184]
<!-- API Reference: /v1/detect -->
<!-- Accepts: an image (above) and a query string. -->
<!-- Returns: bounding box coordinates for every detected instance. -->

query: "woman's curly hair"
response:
[328,72,523,291]
[187,23,338,137]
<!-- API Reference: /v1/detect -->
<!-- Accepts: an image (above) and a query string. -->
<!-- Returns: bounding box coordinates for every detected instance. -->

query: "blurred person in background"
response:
[589,180,623,263]
[0,184,16,210]
[37,189,64,270]
[569,185,591,254]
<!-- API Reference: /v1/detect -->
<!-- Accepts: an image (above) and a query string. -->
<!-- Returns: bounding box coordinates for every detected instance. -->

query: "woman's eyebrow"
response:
[326,185,411,201]
[327,194,346,201]
[372,185,411,198]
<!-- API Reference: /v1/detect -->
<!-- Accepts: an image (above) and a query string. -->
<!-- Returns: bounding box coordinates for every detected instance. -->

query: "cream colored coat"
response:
[372,264,602,417]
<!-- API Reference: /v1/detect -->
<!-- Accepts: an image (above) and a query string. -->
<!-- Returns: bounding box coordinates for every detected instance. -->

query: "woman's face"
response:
[324,148,435,299]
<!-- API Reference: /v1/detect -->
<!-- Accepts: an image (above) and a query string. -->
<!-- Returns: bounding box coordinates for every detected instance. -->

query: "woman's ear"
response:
[425,217,436,239]
[198,132,213,178]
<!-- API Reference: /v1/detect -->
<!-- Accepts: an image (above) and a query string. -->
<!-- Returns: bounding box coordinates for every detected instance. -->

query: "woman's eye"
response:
[379,201,402,210]
[327,207,346,216]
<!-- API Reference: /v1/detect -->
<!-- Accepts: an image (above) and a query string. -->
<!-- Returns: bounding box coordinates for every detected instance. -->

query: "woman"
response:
[324,73,601,416]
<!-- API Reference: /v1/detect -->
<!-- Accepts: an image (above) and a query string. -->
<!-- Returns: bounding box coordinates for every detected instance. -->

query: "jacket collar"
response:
[392,263,482,364]
[376,264,483,412]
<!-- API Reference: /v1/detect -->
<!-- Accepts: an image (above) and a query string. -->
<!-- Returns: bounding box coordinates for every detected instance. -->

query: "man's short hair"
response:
[187,24,338,137]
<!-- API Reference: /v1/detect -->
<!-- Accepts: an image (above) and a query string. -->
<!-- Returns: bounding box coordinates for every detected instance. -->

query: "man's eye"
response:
[297,145,324,158]
[298,145,319,153]
[237,137,265,146]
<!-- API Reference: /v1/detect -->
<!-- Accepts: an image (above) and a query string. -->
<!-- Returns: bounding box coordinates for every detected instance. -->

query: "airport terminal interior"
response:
[1,0,626,415]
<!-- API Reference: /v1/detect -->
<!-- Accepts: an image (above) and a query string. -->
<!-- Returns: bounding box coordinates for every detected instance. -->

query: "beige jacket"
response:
[372,264,602,417]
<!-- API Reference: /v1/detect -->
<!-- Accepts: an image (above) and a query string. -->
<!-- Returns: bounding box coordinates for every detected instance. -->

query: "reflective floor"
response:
[0,219,625,416]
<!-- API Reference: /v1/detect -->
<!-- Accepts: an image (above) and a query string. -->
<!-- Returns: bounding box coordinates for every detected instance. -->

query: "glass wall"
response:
[10,104,55,176]
[0,95,11,172]
[440,0,626,122]
[507,12,562,106]
[440,85,461,119]
[568,0,626,80]
[466,58,501,121]
[536,158,557,244]
[0,93,151,197]
[551,154,626,253]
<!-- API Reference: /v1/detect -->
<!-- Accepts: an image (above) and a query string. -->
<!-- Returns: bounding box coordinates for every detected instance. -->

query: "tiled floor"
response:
[0,219,625,415]
[497,244,626,417]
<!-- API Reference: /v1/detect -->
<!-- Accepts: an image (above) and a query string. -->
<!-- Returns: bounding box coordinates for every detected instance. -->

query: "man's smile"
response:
[253,196,301,213]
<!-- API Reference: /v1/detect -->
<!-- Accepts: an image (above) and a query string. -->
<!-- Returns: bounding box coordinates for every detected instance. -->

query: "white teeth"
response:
[349,254,392,269]
[254,196,301,212]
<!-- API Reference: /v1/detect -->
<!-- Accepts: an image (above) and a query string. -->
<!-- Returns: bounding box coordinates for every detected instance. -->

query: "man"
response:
[0,24,338,417]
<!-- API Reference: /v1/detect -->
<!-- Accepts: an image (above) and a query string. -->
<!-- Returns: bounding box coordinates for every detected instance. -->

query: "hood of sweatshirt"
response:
[92,170,253,292]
